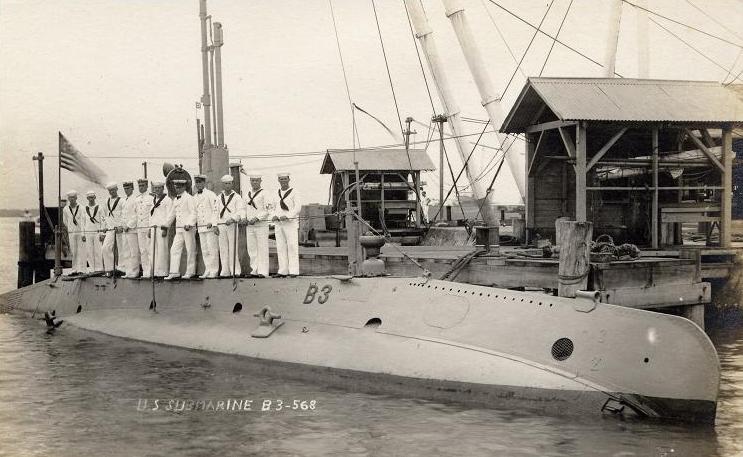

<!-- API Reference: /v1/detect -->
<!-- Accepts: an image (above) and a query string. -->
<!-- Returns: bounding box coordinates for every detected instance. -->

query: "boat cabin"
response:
[321,148,434,239]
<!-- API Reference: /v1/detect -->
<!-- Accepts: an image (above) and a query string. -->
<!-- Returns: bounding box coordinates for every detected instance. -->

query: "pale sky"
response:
[1,0,741,210]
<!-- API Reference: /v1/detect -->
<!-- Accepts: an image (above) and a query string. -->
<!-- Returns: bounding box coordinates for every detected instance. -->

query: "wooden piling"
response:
[17,221,35,288]
[556,219,593,297]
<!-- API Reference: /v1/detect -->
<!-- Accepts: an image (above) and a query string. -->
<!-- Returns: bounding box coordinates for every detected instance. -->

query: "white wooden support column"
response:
[721,127,733,248]
[652,127,659,249]
[575,122,587,222]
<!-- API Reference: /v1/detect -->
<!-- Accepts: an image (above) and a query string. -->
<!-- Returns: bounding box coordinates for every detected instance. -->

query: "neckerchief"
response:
[220,191,235,218]
[151,195,165,216]
[68,205,79,226]
[86,205,99,224]
[107,197,121,217]
[278,188,292,211]
[247,189,262,210]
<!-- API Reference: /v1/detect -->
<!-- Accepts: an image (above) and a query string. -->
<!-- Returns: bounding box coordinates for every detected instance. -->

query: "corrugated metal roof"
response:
[320,149,435,174]
[501,78,743,133]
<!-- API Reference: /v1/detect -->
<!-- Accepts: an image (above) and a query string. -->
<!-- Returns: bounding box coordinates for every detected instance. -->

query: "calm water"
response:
[0,217,742,457]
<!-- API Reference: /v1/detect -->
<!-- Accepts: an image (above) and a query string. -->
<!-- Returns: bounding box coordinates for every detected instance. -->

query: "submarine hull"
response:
[0,275,719,423]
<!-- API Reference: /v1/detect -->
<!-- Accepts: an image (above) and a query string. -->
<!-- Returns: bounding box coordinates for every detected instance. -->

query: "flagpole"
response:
[54,132,62,277]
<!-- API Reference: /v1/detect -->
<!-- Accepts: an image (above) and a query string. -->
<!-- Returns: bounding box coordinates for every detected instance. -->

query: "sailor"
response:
[148,181,172,277]
[216,174,245,277]
[83,190,105,272]
[193,174,220,278]
[102,182,125,276]
[243,174,270,277]
[163,179,197,280]
[271,172,301,277]
[135,178,153,278]
[62,190,86,274]
[121,181,140,278]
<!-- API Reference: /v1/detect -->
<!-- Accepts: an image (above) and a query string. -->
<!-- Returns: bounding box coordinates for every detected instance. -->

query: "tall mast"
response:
[406,0,498,225]
[199,0,213,150]
[213,22,225,147]
[603,0,623,77]
[441,0,526,205]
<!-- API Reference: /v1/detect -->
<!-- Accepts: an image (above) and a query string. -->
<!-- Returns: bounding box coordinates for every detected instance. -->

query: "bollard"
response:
[556,219,593,298]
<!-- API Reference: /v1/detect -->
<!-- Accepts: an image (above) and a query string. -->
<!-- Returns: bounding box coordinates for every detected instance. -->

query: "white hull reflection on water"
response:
[0,315,742,457]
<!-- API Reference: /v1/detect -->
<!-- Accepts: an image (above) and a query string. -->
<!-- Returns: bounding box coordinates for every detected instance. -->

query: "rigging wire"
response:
[428,121,490,224]
[484,0,624,77]
[328,0,361,149]
[649,17,743,83]
[402,0,437,113]
[539,0,574,76]
[479,0,526,78]
[370,0,404,137]
[500,0,555,99]
[621,0,743,49]
[684,0,743,42]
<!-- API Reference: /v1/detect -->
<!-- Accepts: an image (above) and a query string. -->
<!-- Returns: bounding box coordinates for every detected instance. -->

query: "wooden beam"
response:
[684,129,724,171]
[720,127,733,248]
[558,127,576,160]
[652,127,659,249]
[526,120,576,133]
[527,130,545,176]
[586,127,628,171]
[575,122,587,222]
[526,134,536,235]
[700,128,716,148]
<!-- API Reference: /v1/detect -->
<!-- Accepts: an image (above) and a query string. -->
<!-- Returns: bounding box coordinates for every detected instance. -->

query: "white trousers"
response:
[102,230,125,272]
[198,230,220,275]
[125,231,140,275]
[86,234,103,272]
[274,220,299,275]
[218,223,241,276]
[137,229,151,277]
[170,230,196,276]
[246,223,269,276]
[149,227,170,277]
[68,233,86,272]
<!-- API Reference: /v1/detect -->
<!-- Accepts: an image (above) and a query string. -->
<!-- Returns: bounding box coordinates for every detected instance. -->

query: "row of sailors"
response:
[61,172,301,280]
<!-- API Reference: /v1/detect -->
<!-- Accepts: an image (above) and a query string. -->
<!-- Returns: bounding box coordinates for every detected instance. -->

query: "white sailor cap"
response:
[137,178,148,184]
[220,174,234,183]
[172,179,188,185]
[105,182,118,190]
[122,180,134,187]
[151,180,164,187]
[248,174,262,180]
[277,172,290,178]
[86,190,96,197]
[66,190,78,197]
[194,174,207,181]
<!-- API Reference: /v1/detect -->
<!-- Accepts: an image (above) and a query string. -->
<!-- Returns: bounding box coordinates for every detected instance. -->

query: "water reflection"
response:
[0,314,740,457]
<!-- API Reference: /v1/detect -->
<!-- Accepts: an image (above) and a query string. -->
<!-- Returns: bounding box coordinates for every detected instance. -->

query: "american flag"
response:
[59,132,107,186]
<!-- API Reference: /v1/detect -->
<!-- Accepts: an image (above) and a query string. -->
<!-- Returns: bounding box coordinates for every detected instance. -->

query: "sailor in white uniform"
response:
[193,174,220,278]
[62,190,86,274]
[121,181,140,278]
[83,190,105,272]
[271,172,301,277]
[243,174,270,278]
[135,178,153,278]
[216,174,245,277]
[102,182,125,275]
[148,181,172,277]
[163,179,197,280]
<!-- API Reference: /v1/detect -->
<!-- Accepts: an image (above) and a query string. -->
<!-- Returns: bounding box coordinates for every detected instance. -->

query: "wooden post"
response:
[682,305,705,330]
[556,219,593,297]
[18,220,35,288]
[575,122,587,222]
[652,127,659,249]
[721,127,733,248]
[526,133,536,243]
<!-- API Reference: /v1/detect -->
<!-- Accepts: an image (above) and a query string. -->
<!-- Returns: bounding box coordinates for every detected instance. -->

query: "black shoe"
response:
[288,274,298,278]
[272,274,286,278]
